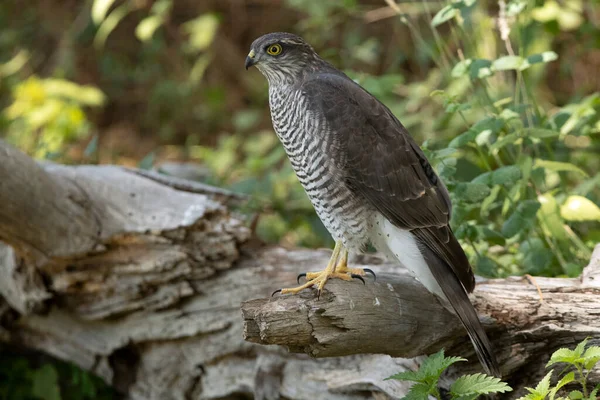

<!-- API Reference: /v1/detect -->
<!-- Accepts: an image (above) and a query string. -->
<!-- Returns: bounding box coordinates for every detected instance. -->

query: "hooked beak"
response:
[245,49,256,70]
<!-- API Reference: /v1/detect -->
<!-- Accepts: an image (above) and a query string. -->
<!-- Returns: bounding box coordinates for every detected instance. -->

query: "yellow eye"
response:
[267,44,283,56]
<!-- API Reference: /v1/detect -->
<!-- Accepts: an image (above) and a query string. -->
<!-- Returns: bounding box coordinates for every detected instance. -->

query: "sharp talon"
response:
[351,274,366,285]
[364,268,376,281]
[271,289,282,297]
[297,273,307,284]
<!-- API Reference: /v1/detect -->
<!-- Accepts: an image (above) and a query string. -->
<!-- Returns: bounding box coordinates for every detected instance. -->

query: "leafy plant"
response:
[517,338,600,400]
[3,76,105,159]
[386,349,512,399]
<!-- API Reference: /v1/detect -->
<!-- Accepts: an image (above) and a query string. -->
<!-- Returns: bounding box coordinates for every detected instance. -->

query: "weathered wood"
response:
[1,139,599,399]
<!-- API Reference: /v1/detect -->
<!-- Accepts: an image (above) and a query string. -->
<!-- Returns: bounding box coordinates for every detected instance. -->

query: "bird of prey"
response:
[245,32,500,377]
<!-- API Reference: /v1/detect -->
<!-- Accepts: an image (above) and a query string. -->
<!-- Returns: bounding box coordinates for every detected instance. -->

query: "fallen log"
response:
[0,139,598,399]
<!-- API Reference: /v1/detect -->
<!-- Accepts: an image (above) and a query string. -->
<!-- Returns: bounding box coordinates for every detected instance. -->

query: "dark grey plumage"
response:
[246,32,500,377]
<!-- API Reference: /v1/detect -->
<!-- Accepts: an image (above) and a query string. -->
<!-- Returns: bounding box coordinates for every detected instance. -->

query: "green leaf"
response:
[520,238,552,275]
[520,128,561,139]
[547,341,585,368]
[475,256,498,277]
[449,130,479,148]
[501,200,541,238]
[490,133,519,151]
[138,152,155,170]
[569,390,584,399]
[386,370,422,383]
[549,372,575,399]
[472,166,521,186]
[450,373,512,397]
[493,55,526,71]
[388,349,466,385]
[455,183,491,203]
[94,3,132,49]
[431,4,457,27]
[92,0,117,24]
[537,194,568,241]
[582,346,600,370]
[534,371,553,397]
[534,159,588,176]
[32,364,61,400]
[136,15,164,42]
[182,13,220,52]
[402,382,434,400]
[526,51,559,66]
[477,227,505,245]
[560,196,600,222]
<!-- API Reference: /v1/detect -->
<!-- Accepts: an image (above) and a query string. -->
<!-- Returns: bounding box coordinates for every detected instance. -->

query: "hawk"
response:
[245,32,500,377]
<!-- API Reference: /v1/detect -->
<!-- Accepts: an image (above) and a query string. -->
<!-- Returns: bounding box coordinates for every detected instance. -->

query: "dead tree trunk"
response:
[0,139,598,399]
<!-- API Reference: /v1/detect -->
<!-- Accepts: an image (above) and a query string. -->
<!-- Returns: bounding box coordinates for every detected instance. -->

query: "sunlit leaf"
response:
[537,194,568,241]
[183,14,220,52]
[431,4,457,27]
[92,0,117,24]
[136,15,164,42]
[561,196,600,221]
[94,3,132,49]
[493,55,526,71]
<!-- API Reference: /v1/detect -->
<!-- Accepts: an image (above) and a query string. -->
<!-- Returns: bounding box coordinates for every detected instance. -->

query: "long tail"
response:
[420,245,501,377]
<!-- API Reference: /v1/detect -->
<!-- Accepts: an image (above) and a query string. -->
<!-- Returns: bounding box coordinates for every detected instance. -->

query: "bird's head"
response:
[245,32,319,84]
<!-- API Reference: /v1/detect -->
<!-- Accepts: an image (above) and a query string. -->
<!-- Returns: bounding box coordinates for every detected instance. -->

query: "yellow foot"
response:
[272,242,376,297]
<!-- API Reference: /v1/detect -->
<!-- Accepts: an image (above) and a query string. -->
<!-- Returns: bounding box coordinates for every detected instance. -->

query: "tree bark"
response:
[0,139,599,399]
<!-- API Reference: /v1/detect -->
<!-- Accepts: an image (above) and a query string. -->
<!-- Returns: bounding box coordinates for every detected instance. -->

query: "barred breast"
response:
[268,84,373,251]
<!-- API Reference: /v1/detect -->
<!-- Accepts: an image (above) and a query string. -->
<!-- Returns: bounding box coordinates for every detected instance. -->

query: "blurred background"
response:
[0,0,599,398]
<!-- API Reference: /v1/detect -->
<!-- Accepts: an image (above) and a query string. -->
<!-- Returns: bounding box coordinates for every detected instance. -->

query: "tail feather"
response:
[420,245,501,377]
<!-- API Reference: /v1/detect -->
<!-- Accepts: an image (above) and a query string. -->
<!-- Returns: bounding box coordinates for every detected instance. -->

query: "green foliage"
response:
[517,338,600,400]
[0,349,116,400]
[3,76,105,159]
[386,349,511,400]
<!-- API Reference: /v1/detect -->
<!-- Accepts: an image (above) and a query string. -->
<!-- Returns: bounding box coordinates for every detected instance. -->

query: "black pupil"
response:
[270,46,278,53]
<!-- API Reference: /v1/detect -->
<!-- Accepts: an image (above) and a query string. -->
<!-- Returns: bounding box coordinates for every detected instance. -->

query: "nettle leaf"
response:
[450,118,504,148]
[450,373,512,397]
[386,349,466,388]
[534,371,553,397]
[501,200,541,238]
[455,182,491,203]
[547,342,584,368]
[490,133,519,151]
[473,166,521,186]
[403,382,433,400]
[549,372,575,399]
[561,196,600,222]
[569,390,584,399]
[478,226,505,245]
[520,238,552,275]
[582,346,600,370]
[534,159,588,176]
[386,370,423,383]
[476,255,498,277]
[420,350,467,380]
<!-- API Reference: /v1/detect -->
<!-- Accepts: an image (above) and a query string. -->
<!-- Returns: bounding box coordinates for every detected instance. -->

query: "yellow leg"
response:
[276,242,375,296]
[279,241,352,295]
